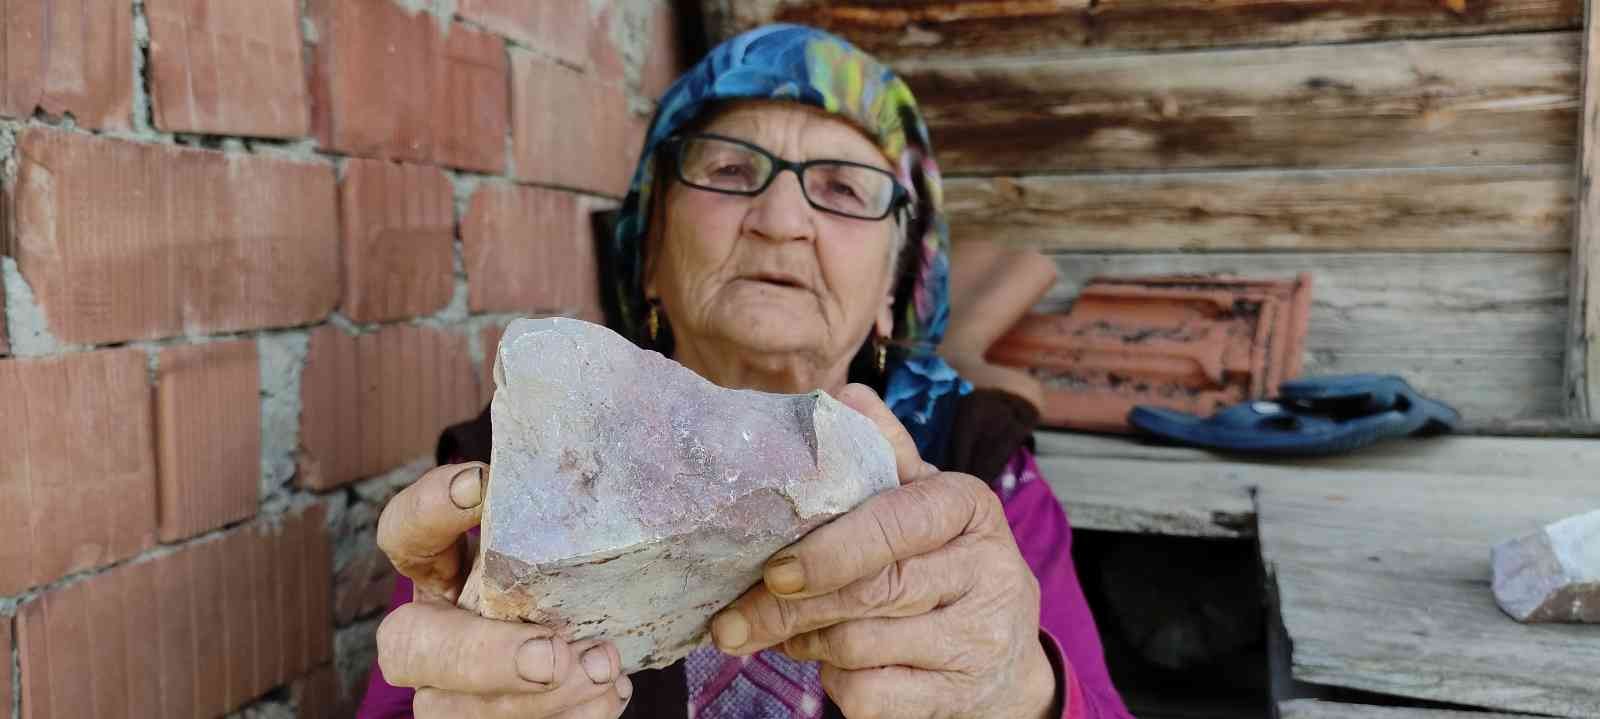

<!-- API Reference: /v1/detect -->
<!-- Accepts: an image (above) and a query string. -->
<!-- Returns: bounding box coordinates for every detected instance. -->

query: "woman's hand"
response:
[707,385,1060,718]
[375,463,633,718]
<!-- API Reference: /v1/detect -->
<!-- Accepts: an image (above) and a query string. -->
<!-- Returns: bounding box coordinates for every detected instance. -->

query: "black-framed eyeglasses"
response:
[663,133,912,221]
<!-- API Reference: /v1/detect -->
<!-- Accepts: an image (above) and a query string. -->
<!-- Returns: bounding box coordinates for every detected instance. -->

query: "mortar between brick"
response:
[259,329,312,516]
[1,257,67,357]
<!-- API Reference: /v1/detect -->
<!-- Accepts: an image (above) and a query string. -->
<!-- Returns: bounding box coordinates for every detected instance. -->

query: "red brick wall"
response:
[0,1,685,716]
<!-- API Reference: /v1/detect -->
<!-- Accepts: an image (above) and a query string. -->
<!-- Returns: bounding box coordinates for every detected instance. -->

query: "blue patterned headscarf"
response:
[609,24,969,456]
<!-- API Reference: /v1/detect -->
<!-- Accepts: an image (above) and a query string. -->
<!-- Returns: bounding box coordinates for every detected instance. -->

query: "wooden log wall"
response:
[705,0,1587,426]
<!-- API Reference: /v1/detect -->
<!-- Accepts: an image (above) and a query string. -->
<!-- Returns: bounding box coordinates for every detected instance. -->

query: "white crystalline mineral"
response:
[1491,509,1600,624]
[469,318,898,671]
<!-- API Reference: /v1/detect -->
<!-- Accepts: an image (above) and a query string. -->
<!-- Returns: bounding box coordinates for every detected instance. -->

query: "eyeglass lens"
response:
[676,136,898,219]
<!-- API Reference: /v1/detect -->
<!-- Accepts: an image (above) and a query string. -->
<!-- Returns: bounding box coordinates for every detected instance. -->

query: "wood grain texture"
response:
[1033,430,1600,536]
[1280,700,1529,718]
[702,0,1581,61]
[946,165,1574,252]
[1042,252,1569,422]
[1565,2,1600,418]
[1259,465,1600,715]
[903,32,1580,174]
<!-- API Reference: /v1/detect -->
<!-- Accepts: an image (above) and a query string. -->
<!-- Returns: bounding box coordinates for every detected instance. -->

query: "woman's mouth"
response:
[744,272,808,290]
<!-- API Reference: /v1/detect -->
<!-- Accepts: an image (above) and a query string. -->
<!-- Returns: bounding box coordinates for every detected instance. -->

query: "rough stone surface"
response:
[1492,509,1600,623]
[473,318,897,672]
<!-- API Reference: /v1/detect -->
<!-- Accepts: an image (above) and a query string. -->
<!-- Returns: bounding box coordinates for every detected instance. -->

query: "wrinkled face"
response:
[646,101,899,370]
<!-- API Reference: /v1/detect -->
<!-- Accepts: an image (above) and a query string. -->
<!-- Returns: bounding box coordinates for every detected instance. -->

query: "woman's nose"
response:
[744,169,815,243]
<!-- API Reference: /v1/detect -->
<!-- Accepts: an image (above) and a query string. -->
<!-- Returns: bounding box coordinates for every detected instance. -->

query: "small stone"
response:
[1491,509,1600,623]
[468,318,898,672]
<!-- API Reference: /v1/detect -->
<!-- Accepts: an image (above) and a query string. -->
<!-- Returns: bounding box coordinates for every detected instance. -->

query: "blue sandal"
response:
[1127,374,1460,457]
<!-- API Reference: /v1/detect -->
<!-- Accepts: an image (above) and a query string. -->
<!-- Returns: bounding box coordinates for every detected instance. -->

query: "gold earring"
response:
[875,340,887,373]
[647,305,660,343]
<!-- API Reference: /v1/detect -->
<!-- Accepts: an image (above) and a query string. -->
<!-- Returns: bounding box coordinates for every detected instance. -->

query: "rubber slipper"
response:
[1127,374,1459,456]
[1278,374,1460,437]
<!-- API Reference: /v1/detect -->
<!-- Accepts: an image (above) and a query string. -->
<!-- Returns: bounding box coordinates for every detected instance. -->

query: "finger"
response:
[414,685,623,719]
[836,383,937,484]
[821,664,933,719]
[380,602,623,695]
[783,613,967,671]
[760,472,994,599]
[550,687,628,719]
[377,462,488,601]
[713,544,973,655]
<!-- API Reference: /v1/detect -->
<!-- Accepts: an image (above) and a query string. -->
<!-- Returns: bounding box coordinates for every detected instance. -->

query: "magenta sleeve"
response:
[995,448,1133,719]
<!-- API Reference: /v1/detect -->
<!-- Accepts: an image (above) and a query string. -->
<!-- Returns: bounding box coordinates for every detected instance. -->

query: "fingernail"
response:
[449,466,484,510]
[514,638,554,684]
[711,610,749,650]
[922,461,940,476]
[615,673,633,700]
[581,647,614,684]
[764,557,805,595]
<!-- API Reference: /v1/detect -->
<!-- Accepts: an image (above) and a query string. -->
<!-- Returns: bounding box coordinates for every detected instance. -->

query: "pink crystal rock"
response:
[1491,509,1600,623]
[470,318,898,671]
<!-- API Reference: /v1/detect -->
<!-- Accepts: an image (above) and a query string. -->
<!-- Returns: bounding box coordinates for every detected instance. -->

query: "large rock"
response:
[1491,509,1600,623]
[469,318,898,671]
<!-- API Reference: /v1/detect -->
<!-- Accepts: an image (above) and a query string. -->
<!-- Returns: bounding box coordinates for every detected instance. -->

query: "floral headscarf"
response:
[608,24,969,456]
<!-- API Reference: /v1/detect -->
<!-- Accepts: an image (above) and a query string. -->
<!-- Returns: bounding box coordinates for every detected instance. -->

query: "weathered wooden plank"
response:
[702,0,1580,62]
[946,165,1573,252]
[1564,1,1600,418]
[1259,469,1600,716]
[1035,454,1256,537]
[1033,430,1600,478]
[1041,252,1569,421]
[1280,699,1532,718]
[1033,431,1600,536]
[903,33,1580,173]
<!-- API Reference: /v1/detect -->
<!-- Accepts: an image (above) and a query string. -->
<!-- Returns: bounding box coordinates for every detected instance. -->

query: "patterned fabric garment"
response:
[607,24,970,458]
[685,647,826,719]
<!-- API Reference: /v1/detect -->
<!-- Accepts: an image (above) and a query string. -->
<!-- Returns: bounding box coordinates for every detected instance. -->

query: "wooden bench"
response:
[1034,431,1600,717]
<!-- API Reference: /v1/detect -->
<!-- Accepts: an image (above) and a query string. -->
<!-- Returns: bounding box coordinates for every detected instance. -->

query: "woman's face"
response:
[647,101,899,381]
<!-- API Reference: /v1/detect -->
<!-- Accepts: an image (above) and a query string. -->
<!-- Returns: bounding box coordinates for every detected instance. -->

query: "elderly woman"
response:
[359,25,1130,719]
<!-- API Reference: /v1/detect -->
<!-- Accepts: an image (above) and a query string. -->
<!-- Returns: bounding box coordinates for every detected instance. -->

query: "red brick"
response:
[0,0,132,129]
[298,324,481,490]
[156,340,261,542]
[146,0,311,137]
[641,1,685,102]
[0,349,157,596]
[299,503,335,672]
[457,0,589,67]
[18,503,332,719]
[248,515,286,695]
[463,183,604,317]
[339,159,456,323]
[308,0,509,173]
[119,559,164,716]
[6,128,339,346]
[217,526,259,708]
[510,50,642,195]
